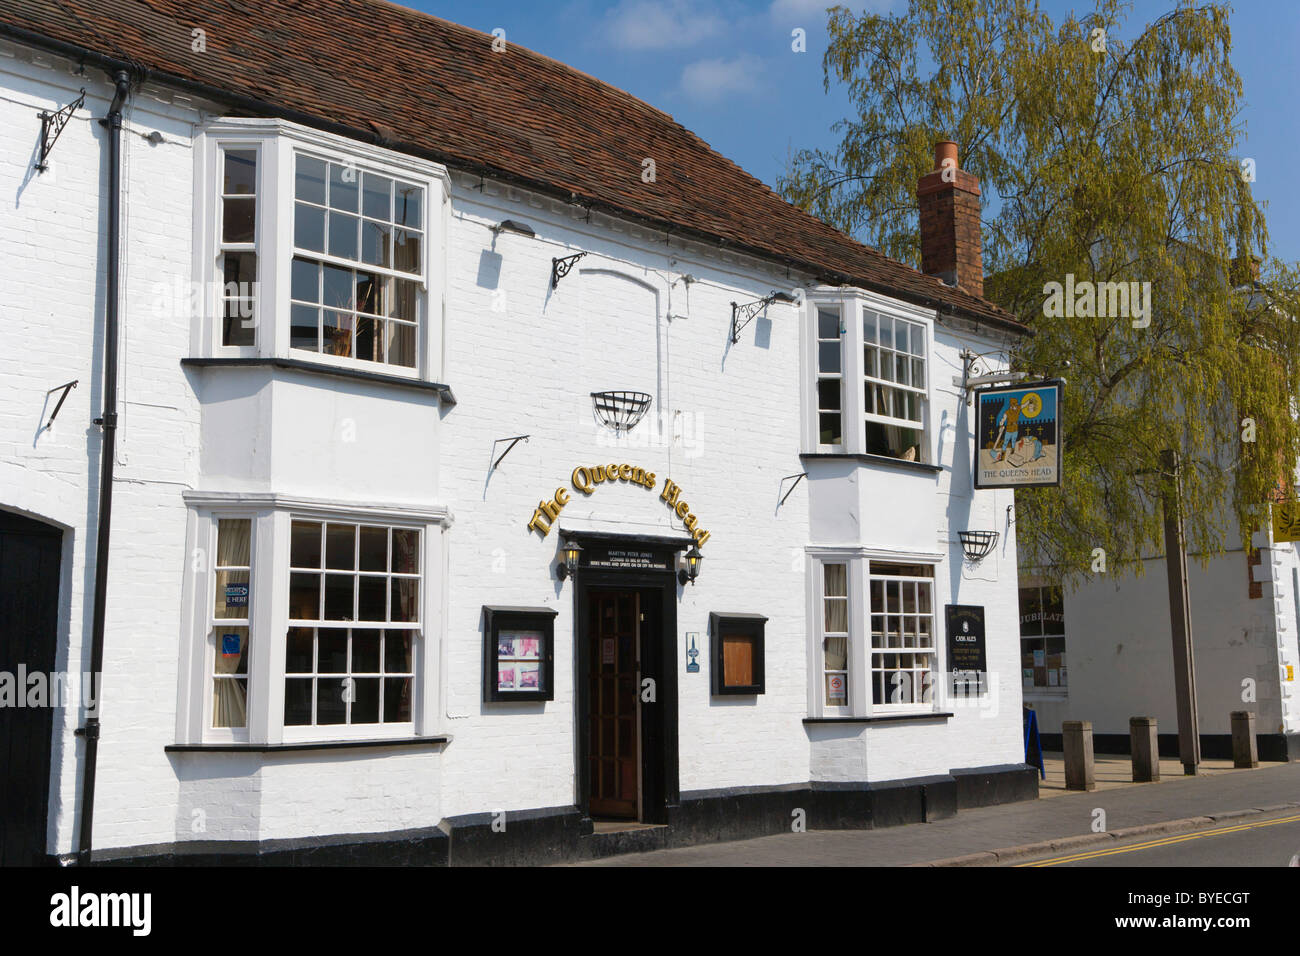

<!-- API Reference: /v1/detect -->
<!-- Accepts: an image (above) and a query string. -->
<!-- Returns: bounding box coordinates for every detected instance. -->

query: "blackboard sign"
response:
[945,604,987,696]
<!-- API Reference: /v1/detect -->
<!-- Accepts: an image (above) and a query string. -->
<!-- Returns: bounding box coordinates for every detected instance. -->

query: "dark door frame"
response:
[570,532,683,825]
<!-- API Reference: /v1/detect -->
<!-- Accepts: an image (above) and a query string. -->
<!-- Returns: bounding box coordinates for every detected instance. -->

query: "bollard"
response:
[1130,716,1160,782]
[1231,711,1258,769]
[1063,720,1097,791]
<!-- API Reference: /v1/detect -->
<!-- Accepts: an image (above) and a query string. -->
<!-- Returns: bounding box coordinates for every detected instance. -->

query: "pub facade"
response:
[0,0,1035,865]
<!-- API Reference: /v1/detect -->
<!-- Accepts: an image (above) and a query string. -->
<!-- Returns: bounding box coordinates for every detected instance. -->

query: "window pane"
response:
[295,155,327,204]
[328,211,359,260]
[394,229,421,273]
[223,196,255,243]
[391,578,419,622]
[384,677,412,722]
[819,412,842,446]
[318,629,348,672]
[894,321,908,352]
[384,630,413,673]
[395,183,422,229]
[223,150,257,195]
[864,344,878,379]
[352,632,381,673]
[356,272,382,316]
[322,264,353,310]
[316,679,347,724]
[817,309,839,339]
[1042,588,1065,635]
[289,572,321,620]
[862,310,877,344]
[324,574,354,620]
[818,341,841,374]
[1019,588,1043,637]
[361,220,391,268]
[388,322,416,369]
[908,323,925,355]
[324,310,353,357]
[358,576,386,621]
[355,316,382,363]
[214,569,250,618]
[390,278,420,322]
[352,678,380,723]
[329,163,359,211]
[291,306,321,352]
[824,563,847,598]
[392,529,420,573]
[912,358,925,389]
[294,202,325,252]
[284,678,313,725]
[286,627,314,673]
[326,524,355,569]
[362,173,393,220]
[292,257,320,303]
[359,526,388,572]
[824,636,847,670]
[216,517,251,565]
[817,379,841,411]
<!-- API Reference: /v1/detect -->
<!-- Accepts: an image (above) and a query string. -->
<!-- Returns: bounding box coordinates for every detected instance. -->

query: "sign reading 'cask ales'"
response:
[944,604,987,696]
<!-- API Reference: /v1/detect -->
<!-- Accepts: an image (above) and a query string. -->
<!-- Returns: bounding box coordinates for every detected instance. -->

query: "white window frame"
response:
[806,548,944,718]
[281,516,422,741]
[193,118,449,381]
[802,289,936,463]
[176,494,447,746]
[867,561,938,714]
[201,513,257,743]
[812,304,845,452]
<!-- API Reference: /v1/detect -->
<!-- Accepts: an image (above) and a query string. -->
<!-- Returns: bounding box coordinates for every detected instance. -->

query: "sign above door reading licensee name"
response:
[527,463,711,548]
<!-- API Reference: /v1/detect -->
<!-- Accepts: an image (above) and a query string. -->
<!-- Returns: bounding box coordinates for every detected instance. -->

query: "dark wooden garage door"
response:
[0,510,62,866]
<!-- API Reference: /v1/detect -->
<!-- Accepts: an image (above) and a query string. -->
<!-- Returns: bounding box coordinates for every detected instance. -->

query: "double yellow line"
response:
[1016,812,1300,866]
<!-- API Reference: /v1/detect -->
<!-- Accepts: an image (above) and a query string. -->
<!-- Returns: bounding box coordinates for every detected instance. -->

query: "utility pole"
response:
[1160,449,1201,775]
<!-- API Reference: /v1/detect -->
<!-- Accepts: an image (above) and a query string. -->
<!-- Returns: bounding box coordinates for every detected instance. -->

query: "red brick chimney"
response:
[917,140,983,297]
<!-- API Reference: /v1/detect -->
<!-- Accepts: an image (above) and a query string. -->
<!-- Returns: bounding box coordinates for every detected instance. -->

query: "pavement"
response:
[574,755,1300,866]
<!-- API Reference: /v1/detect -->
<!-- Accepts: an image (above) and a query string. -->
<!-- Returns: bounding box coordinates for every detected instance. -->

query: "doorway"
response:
[587,589,640,818]
[0,510,62,865]
[573,534,680,825]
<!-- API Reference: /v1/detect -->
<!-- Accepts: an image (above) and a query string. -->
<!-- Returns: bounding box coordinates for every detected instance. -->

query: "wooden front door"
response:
[588,590,640,818]
[0,511,61,865]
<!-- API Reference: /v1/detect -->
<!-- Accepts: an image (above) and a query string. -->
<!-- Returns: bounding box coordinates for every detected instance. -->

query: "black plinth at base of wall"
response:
[66,763,1038,867]
[1038,732,1300,763]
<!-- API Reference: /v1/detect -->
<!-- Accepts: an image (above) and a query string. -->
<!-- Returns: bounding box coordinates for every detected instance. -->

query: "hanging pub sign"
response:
[1274,499,1300,543]
[974,380,1063,489]
[944,604,987,696]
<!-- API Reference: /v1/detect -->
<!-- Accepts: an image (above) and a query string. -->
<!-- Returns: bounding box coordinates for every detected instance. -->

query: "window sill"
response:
[166,735,451,753]
[800,452,942,474]
[804,712,953,725]
[181,357,456,405]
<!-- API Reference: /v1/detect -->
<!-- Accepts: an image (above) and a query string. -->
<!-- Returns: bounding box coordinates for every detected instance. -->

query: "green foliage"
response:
[781,0,1300,581]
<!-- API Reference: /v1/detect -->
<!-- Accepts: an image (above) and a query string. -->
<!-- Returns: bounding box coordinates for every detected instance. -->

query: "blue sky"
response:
[404,0,1300,264]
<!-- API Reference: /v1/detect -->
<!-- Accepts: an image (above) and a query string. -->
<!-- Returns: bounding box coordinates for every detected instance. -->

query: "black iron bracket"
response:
[551,252,587,289]
[730,291,796,344]
[44,379,78,429]
[491,434,530,470]
[35,88,85,173]
[778,472,807,506]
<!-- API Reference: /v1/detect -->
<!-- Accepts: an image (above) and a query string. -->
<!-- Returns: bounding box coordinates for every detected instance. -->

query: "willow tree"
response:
[781,0,1300,580]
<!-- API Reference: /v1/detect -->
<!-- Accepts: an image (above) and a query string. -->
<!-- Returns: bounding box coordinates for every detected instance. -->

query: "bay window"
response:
[180,498,444,745]
[197,118,447,378]
[804,293,933,462]
[809,553,941,717]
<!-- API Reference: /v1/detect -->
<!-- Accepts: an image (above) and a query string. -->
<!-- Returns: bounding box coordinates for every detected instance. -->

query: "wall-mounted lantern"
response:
[556,537,583,581]
[678,544,703,586]
[491,219,536,238]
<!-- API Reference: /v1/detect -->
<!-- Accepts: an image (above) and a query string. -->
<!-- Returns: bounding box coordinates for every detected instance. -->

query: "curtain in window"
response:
[213,628,248,728]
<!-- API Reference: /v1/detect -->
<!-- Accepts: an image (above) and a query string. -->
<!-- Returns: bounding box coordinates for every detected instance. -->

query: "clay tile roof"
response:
[1,0,1026,334]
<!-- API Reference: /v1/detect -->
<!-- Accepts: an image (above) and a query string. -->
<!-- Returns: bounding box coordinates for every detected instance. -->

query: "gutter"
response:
[73,68,132,867]
[0,22,1028,339]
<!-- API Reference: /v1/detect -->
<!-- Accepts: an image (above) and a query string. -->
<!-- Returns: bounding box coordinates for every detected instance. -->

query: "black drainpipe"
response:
[75,69,132,867]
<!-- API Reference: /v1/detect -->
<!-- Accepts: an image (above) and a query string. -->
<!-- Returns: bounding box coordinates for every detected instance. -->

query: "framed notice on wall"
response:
[482,606,557,702]
[708,612,767,696]
[974,380,1063,489]
[944,604,988,696]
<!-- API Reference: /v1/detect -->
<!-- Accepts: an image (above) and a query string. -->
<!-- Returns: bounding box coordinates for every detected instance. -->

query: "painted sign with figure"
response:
[974,380,1063,489]
[1274,499,1300,543]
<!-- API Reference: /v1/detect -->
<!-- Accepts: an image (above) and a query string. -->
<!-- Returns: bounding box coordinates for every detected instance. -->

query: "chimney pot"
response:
[934,140,958,171]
